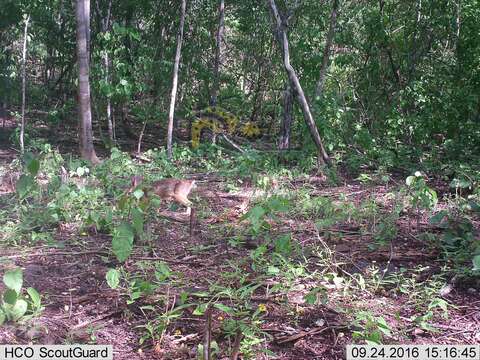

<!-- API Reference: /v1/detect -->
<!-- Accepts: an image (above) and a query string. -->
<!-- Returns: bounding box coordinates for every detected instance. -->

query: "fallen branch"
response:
[219,133,245,153]
[1,250,110,259]
[71,310,122,330]
[275,325,345,344]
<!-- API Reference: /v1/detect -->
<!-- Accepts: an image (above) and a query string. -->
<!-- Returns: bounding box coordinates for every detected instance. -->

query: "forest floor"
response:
[0,121,479,359]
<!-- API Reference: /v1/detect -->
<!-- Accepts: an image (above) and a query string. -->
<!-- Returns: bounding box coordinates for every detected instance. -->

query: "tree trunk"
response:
[166,0,187,159]
[209,0,225,106]
[279,81,293,150]
[96,0,113,142]
[20,15,30,154]
[267,0,331,165]
[314,0,338,100]
[76,0,99,164]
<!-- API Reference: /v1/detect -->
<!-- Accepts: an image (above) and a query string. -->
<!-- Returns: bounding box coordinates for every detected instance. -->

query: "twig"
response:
[190,208,196,239]
[71,310,121,330]
[231,328,242,360]
[1,250,110,259]
[219,133,245,153]
[203,306,212,360]
[275,325,345,344]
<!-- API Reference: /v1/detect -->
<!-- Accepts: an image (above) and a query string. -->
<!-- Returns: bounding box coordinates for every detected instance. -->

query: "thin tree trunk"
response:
[455,0,461,54]
[279,81,293,150]
[96,0,113,141]
[76,0,99,164]
[20,15,30,154]
[314,0,338,100]
[167,0,187,159]
[137,120,147,154]
[210,0,225,106]
[267,0,331,165]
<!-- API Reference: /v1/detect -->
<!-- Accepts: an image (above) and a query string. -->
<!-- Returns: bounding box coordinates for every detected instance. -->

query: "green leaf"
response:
[131,207,144,235]
[268,197,289,212]
[472,255,480,271]
[274,233,292,255]
[16,174,35,199]
[10,299,28,321]
[468,201,480,213]
[246,205,266,221]
[304,290,317,305]
[213,303,235,315]
[106,269,120,289]
[429,211,448,225]
[26,287,41,308]
[0,309,5,325]
[154,262,171,282]
[193,303,208,316]
[133,189,144,200]
[449,178,471,189]
[25,153,40,177]
[4,268,23,293]
[266,266,280,275]
[112,223,134,262]
[4,289,18,305]
[405,175,415,186]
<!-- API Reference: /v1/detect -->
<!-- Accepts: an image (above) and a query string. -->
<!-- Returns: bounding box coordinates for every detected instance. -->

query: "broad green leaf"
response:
[405,175,415,186]
[25,153,40,177]
[112,223,134,262]
[16,174,35,199]
[133,188,144,200]
[213,303,234,315]
[106,269,120,289]
[4,289,18,305]
[472,255,480,271]
[131,207,144,235]
[0,309,5,325]
[10,299,28,321]
[4,268,23,293]
[429,211,448,225]
[449,178,471,189]
[274,234,292,255]
[26,288,41,308]
[304,290,318,305]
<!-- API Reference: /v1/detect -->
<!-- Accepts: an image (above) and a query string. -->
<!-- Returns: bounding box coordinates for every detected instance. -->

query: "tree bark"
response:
[20,15,30,154]
[278,81,293,150]
[96,0,113,142]
[267,0,331,165]
[314,0,338,100]
[209,0,225,106]
[167,0,187,159]
[76,0,99,164]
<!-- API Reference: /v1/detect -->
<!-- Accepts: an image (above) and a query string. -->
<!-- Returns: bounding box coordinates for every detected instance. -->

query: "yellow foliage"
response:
[191,117,223,149]
[240,122,261,138]
[191,108,260,148]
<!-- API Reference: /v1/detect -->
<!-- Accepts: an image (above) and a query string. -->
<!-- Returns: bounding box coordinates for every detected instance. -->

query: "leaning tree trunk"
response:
[76,0,99,164]
[209,0,225,106]
[267,0,331,165]
[166,0,187,159]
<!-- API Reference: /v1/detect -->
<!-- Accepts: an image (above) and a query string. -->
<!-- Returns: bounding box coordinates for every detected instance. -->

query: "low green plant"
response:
[405,172,438,217]
[430,200,480,270]
[0,268,43,324]
[352,310,392,344]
